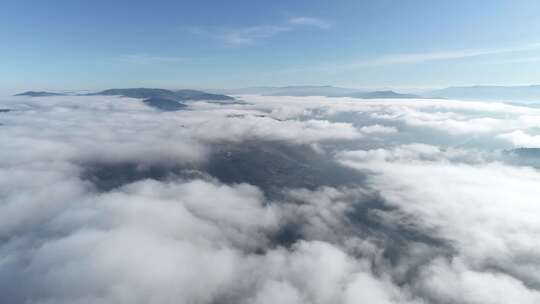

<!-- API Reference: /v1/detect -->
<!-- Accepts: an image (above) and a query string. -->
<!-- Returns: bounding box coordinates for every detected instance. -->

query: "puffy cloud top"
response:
[2,94,540,303]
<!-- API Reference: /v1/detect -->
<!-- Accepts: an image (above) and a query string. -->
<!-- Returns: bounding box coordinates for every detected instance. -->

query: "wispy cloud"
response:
[349,43,540,67]
[283,42,540,74]
[288,16,331,29]
[117,54,187,65]
[480,55,540,65]
[184,16,330,46]
[219,25,291,46]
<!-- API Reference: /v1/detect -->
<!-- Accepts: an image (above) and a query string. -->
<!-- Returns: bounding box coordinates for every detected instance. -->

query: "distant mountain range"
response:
[213,86,423,99]
[215,85,540,102]
[345,90,421,99]
[15,91,66,97]
[18,86,423,100]
[15,88,235,111]
[213,85,361,96]
[16,85,540,104]
[87,88,233,101]
[87,88,234,110]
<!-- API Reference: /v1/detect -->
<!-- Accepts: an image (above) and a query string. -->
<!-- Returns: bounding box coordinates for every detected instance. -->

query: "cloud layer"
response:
[2,94,540,303]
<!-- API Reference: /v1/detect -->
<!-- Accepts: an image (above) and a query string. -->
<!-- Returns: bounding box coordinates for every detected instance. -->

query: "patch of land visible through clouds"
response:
[3,93,540,303]
[81,139,370,201]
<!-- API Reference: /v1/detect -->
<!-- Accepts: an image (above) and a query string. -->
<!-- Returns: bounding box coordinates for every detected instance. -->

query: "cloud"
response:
[498,130,540,148]
[184,16,330,46]
[282,42,540,73]
[358,124,397,134]
[354,44,538,67]
[3,93,540,303]
[481,55,540,65]
[288,16,331,29]
[417,257,540,304]
[217,25,291,46]
[338,144,540,302]
[0,95,367,169]
[237,94,539,138]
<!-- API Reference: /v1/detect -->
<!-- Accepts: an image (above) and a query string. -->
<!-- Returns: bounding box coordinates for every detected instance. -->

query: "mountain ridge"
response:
[15,88,235,111]
[214,86,424,99]
[15,91,66,97]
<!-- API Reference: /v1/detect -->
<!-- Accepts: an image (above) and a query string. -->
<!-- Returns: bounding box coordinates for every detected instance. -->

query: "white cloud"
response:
[0,95,367,170]
[218,25,291,46]
[4,93,540,303]
[288,17,331,29]
[184,16,330,46]
[359,124,397,134]
[236,94,540,137]
[339,146,540,302]
[417,257,540,304]
[352,43,540,67]
[498,130,540,148]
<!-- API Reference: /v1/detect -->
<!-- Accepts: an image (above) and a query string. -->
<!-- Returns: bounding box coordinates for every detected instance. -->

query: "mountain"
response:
[89,88,176,99]
[342,90,421,99]
[214,86,425,99]
[214,85,361,96]
[15,88,234,111]
[426,85,540,102]
[15,91,66,97]
[87,88,234,111]
[174,89,235,101]
[16,87,426,106]
[142,97,188,111]
[89,88,234,101]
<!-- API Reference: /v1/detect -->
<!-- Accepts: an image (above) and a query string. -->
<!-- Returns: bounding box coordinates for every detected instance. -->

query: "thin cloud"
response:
[219,25,291,46]
[352,43,540,67]
[184,16,330,46]
[481,55,540,65]
[283,42,540,73]
[288,16,331,29]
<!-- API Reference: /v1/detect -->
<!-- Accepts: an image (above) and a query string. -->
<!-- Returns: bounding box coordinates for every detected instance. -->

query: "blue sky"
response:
[2,0,540,92]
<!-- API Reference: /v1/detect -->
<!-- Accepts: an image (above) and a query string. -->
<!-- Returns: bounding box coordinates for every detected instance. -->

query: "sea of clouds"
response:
[1,94,540,303]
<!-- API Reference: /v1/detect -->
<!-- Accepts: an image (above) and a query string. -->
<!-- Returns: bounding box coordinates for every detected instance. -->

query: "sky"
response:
[2,0,540,92]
